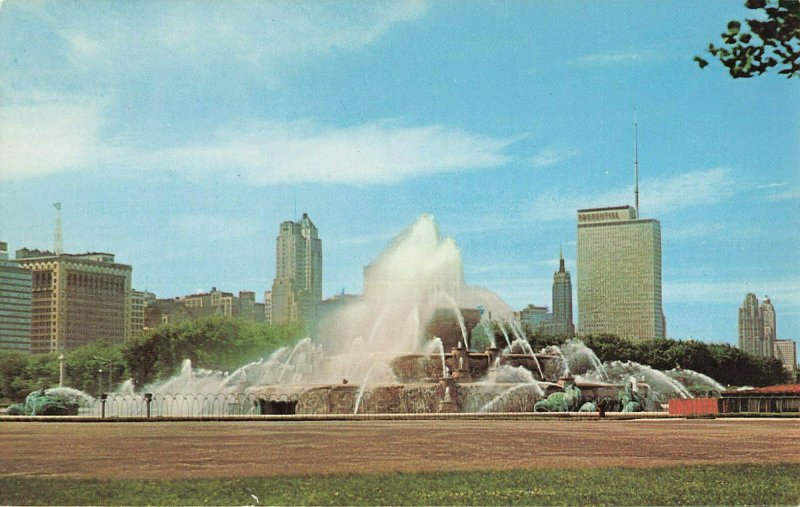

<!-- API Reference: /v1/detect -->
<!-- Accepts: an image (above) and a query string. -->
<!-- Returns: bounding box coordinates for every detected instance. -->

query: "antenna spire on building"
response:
[558,244,565,273]
[53,202,63,256]
[634,109,640,217]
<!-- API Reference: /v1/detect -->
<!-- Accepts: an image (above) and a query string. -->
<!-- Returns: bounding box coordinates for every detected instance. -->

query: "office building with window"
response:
[577,206,665,343]
[270,213,322,324]
[13,248,132,353]
[0,242,32,352]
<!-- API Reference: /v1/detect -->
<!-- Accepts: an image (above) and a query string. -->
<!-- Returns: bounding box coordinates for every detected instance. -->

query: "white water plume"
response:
[666,368,725,393]
[581,360,693,400]
[557,340,609,382]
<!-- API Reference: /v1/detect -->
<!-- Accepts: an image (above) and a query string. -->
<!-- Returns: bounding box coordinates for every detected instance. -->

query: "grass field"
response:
[2,463,799,506]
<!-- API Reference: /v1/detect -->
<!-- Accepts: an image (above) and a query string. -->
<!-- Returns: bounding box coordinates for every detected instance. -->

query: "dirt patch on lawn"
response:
[1,419,798,479]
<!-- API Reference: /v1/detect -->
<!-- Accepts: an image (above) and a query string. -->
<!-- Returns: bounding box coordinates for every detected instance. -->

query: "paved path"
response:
[1,419,798,479]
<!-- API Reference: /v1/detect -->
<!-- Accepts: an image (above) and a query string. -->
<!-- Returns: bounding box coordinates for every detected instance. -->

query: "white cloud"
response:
[639,168,735,214]
[574,50,659,66]
[0,93,107,179]
[764,186,800,202]
[169,214,259,242]
[755,182,788,189]
[146,120,515,185]
[52,1,429,71]
[530,146,579,168]
[0,101,516,184]
[526,168,736,222]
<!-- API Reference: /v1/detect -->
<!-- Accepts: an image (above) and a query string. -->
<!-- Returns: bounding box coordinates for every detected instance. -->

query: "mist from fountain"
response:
[666,368,725,393]
[427,336,447,378]
[540,345,569,377]
[441,293,469,350]
[580,360,693,400]
[353,363,380,414]
[556,340,609,382]
[45,386,96,405]
[480,314,496,348]
[498,321,511,348]
[505,336,544,380]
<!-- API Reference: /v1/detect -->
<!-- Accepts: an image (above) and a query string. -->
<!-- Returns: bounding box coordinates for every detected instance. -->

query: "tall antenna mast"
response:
[634,110,640,217]
[53,202,63,255]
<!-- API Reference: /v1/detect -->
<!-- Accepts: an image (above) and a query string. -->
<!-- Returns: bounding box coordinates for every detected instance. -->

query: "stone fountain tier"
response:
[246,383,440,414]
[246,381,556,415]
[389,351,560,383]
[245,377,647,415]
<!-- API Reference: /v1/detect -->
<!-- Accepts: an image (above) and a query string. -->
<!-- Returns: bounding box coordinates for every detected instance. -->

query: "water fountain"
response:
[236,215,681,415]
[10,214,715,417]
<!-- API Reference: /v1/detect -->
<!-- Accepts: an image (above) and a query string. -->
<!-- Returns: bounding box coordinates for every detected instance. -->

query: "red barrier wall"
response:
[668,398,720,415]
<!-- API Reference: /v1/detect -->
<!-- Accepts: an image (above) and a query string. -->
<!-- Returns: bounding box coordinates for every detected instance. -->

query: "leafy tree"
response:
[123,317,305,387]
[0,351,28,401]
[696,0,800,78]
[0,352,60,402]
[522,332,788,388]
[64,341,126,395]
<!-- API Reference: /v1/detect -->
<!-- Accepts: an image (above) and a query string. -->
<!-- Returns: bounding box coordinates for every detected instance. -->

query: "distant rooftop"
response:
[723,384,800,395]
[14,248,117,264]
[577,205,635,213]
[577,205,644,225]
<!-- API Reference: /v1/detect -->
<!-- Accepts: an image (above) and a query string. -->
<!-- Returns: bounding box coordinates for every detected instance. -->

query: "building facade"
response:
[264,291,272,324]
[773,339,797,374]
[147,288,265,326]
[13,248,132,354]
[271,213,322,324]
[577,205,665,343]
[129,290,155,337]
[517,304,552,332]
[549,247,575,336]
[760,296,777,344]
[738,293,774,358]
[0,242,32,352]
[130,290,146,338]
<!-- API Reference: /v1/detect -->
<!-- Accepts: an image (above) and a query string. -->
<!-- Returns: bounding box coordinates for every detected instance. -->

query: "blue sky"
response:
[1,1,797,347]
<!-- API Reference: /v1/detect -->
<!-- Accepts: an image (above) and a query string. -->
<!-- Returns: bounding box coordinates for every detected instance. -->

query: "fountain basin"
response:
[390,351,559,383]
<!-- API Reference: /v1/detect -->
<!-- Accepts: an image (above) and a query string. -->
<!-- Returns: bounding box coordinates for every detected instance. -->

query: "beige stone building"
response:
[774,339,797,374]
[14,249,132,353]
[738,293,776,358]
[271,214,322,324]
[577,205,665,343]
[146,288,264,328]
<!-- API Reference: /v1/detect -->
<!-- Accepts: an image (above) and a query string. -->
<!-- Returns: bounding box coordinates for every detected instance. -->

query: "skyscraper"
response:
[0,242,32,353]
[549,246,575,336]
[270,213,322,324]
[576,206,665,342]
[760,296,777,344]
[738,293,763,356]
[738,293,775,358]
[13,248,132,353]
[773,339,796,374]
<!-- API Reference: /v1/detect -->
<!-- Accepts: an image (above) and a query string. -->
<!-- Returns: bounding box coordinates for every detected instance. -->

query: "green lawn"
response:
[2,463,799,506]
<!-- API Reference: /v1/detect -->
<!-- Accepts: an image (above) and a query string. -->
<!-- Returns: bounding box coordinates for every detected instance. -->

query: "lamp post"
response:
[93,356,114,393]
[98,368,103,395]
[58,353,65,388]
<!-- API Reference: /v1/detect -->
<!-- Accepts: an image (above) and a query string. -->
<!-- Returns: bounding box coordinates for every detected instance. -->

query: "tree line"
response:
[1,316,790,403]
[0,317,304,403]
[518,330,789,388]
